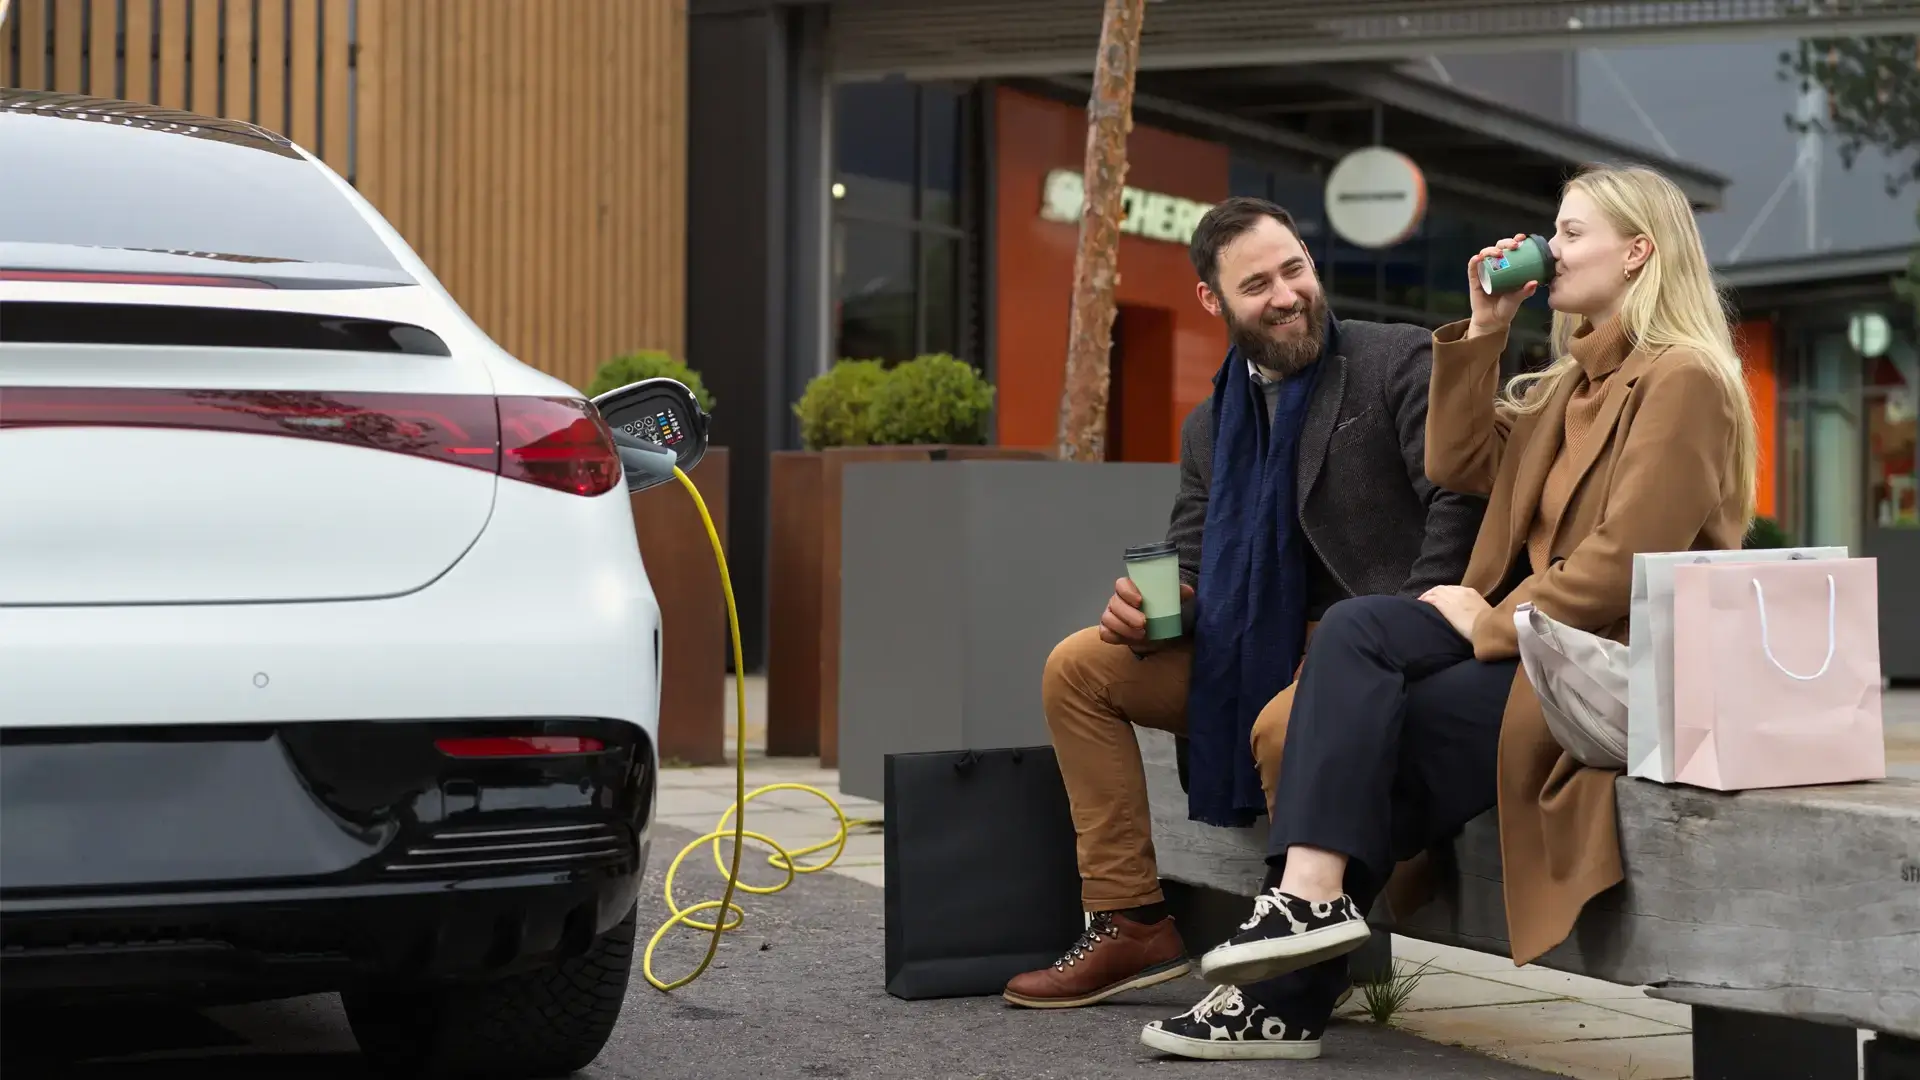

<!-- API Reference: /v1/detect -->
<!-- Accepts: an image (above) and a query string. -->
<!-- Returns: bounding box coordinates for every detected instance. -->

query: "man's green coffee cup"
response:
[1124,541,1184,641]
[1478,234,1554,295]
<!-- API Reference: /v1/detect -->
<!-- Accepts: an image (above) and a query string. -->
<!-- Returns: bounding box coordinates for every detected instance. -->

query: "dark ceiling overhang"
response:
[1717,243,1916,289]
[1101,63,1729,212]
[826,0,1920,82]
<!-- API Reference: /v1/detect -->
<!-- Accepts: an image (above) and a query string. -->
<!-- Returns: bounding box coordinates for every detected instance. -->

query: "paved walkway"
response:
[12,818,1563,1080]
[629,820,1566,1079]
[682,677,1920,1080]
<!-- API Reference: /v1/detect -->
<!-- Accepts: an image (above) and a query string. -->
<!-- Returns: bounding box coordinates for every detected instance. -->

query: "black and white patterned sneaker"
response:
[1139,984,1323,1061]
[1197,889,1371,986]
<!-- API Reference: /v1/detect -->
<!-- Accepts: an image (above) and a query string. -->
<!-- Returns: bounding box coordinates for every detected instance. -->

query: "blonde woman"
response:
[1140,164,1756,1063]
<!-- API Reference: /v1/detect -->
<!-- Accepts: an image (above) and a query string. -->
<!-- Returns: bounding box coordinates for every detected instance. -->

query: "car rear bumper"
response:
[0,872,648,1004]
[0,718,654,1002]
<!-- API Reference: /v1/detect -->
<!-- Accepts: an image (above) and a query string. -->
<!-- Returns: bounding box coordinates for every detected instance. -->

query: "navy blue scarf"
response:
[1184,315,1335,828]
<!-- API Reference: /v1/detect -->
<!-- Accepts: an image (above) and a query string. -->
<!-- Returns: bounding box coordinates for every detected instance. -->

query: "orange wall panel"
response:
[1735,317,1779,519]
[992,87,1230,460]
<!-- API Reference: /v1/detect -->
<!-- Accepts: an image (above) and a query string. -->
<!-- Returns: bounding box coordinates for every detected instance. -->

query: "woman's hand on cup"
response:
[1099,577,1193,647]
[1467,233,1538,339]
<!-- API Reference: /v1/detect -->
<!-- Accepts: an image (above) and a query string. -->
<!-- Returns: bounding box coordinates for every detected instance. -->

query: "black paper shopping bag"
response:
[882,746,1085,1000]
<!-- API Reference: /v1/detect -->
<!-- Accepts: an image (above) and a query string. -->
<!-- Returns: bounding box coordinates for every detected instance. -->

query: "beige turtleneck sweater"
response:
[1525,317,1632,574]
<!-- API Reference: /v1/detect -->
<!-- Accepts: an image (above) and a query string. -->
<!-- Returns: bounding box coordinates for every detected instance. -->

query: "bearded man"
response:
[1001,197,1485,1054]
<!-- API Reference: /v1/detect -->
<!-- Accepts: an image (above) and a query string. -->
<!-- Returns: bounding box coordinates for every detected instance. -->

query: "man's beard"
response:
[1225,294,1326,379]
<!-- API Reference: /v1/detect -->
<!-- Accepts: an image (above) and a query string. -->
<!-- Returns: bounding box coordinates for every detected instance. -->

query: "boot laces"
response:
[1054,912,1120,969]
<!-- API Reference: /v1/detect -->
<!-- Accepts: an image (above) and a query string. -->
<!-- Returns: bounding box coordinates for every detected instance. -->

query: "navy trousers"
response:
[1244,594,1516,1010]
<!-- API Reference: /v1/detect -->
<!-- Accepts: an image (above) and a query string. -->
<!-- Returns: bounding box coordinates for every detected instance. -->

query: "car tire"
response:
[343,905,637,1079]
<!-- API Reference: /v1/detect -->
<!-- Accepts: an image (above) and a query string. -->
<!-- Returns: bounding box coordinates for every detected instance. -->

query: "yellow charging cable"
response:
[641,465,881,993]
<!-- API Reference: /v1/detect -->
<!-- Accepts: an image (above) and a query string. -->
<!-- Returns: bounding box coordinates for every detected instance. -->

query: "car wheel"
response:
[343,905,637,1079]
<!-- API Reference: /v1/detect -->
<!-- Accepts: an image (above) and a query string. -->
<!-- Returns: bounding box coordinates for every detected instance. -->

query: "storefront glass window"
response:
[1223,155,1551,376]
[920,235,962,358]
[1425,209,1480,325]
[832,80,980,366]
[921,85,965,228]
[1806,329,1865,551]
[834,221,916,363]
[1866,318,1918,529]
[1776,305,1919,551]
[1226,157,1327,263]
[1228,160,1270,200]
[1327,246,1381,312]
[834,83,919,223]
[1379,233,1429,313]
[1269,169,1329,265]
[1780,399,1807,544]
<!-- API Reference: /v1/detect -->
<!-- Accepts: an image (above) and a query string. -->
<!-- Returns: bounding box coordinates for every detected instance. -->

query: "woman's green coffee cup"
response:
[1123,541,1184,641]
[1478,234,1554,295]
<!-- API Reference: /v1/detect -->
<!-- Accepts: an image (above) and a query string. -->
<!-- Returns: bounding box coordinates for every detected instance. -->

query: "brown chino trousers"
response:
[1041,625,1310,911]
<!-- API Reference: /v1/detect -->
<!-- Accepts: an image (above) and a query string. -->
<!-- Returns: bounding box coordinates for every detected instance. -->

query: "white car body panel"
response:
[0,478,661,735]
[0,134,662,749]
[0,422,500,605]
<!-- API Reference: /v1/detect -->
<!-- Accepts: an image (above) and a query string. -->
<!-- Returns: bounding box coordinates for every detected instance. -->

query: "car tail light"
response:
[497,396,622,497]
[0,389,623,497]
[0,387,501,472]
[434,736,607,757]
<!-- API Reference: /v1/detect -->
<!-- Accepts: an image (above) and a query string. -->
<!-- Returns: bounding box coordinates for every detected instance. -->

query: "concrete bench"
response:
[1139,728,1920,1079]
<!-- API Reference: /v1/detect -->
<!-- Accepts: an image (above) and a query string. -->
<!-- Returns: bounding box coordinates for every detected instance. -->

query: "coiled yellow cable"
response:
[642,465,880,993]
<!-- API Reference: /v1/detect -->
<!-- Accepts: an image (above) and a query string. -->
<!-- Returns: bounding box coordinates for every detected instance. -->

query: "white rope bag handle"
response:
[1751,574,1836,681]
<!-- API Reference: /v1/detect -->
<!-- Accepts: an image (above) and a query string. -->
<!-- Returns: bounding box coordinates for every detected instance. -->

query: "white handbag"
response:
[1513,603,1630,769]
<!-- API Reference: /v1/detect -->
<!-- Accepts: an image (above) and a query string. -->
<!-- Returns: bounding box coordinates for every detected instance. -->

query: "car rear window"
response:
[0,99,405,272]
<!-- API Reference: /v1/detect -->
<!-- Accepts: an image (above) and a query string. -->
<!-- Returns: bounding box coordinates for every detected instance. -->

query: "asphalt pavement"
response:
[1,822,1553,1079]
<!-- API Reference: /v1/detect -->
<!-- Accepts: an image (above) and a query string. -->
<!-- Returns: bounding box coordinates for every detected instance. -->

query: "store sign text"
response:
[1039,168,1215,246]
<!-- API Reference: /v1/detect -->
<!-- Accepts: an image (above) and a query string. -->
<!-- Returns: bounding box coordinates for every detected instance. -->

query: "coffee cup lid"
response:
[1124,541,1179,560]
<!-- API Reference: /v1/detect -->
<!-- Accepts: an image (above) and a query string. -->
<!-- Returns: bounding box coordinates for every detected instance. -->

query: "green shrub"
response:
[1744,515,1793,549]
[867,353,996,446]
[586,350,715,411]
[792,359,890,450]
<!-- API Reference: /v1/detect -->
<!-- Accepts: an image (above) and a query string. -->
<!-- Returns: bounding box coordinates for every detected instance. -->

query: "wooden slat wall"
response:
[3,0,689,392]
[356,0,688,391]
[2,0,357,178]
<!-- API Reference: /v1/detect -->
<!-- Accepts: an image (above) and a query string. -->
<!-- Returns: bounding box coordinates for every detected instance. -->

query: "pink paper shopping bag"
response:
[1669,557,1884,791]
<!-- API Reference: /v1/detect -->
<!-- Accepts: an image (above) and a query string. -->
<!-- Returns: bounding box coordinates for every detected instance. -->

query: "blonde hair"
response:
[1501,163,1758,521]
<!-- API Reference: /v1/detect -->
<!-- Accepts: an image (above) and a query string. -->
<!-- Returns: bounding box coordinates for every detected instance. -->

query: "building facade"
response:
[830,78,1611,462]
[2,0,689,393]
[1471,37,1919,676]
[694,1,1740,666]
[813,21,1920,678]
[12,2,1906,675]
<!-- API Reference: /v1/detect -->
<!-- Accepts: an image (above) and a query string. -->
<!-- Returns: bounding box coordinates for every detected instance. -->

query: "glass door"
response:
[1803,328,1865,553]
[1780,310,1919,548]
[1780,305,1920,679]
[1865,325,1918,530]
[1860,311,1920,681]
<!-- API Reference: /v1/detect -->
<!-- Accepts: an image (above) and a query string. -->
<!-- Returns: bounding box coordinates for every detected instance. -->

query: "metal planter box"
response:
[767,446,1048,764]
[633,446,730,766]
[836,459,1180,800]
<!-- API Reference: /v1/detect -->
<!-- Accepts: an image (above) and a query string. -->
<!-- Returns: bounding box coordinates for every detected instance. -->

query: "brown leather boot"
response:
[1002,911,1191,1009]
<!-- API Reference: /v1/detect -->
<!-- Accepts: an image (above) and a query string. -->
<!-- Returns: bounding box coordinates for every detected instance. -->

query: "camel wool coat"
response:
[1424,316,1748,966]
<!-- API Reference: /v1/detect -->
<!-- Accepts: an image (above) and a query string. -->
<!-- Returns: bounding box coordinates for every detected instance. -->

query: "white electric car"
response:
[0,90,700,1078]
